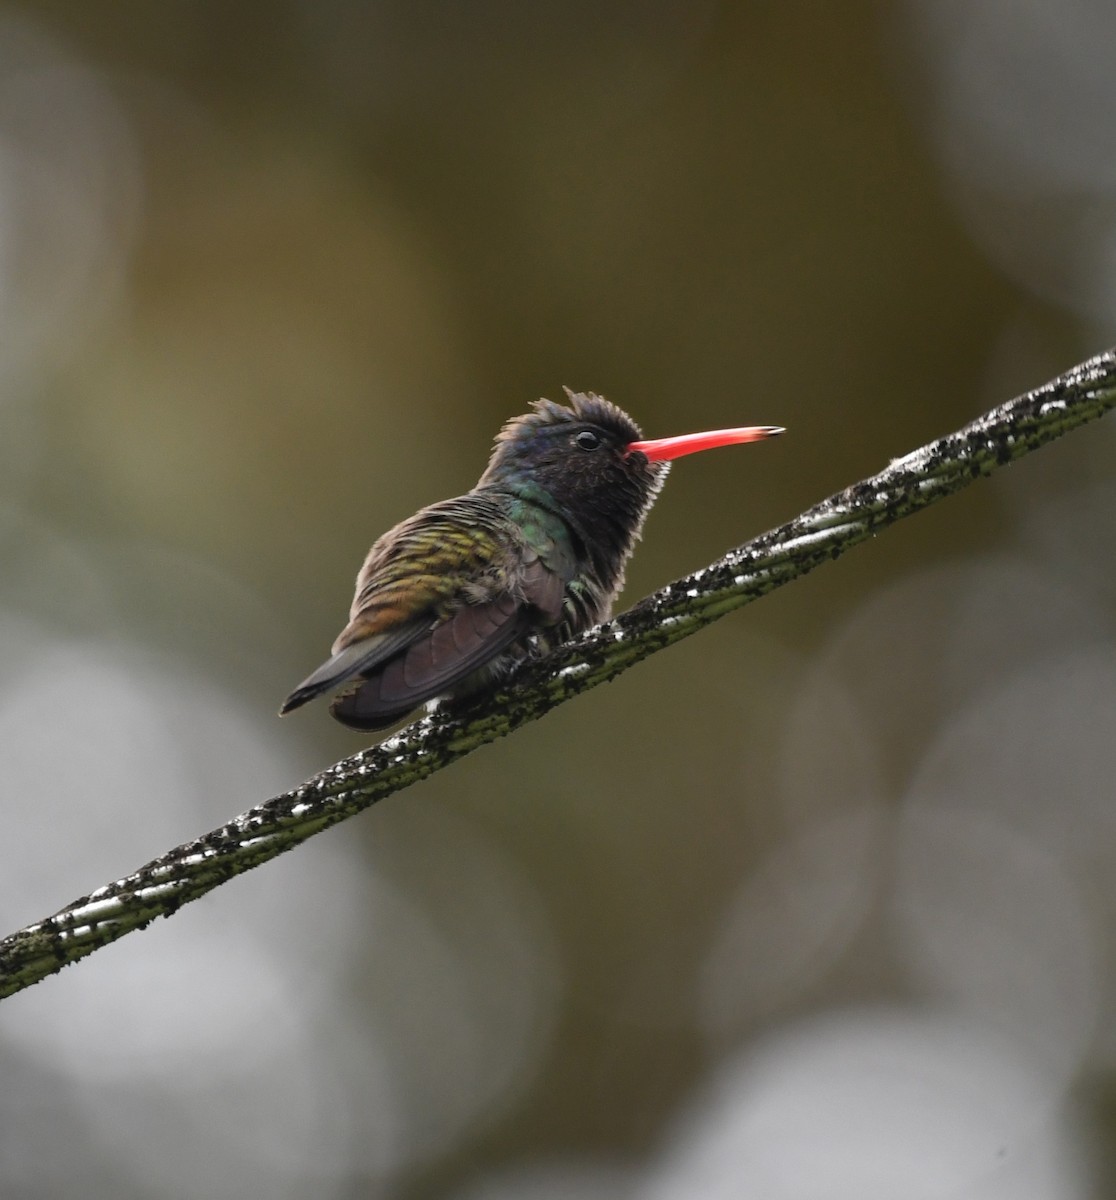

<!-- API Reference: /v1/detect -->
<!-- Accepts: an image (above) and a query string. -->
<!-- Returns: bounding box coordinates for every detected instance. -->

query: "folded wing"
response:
[281,494,571,731]
[330,592,529,729]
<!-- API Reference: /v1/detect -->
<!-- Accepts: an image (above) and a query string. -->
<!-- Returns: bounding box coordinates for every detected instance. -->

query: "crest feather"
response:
[492,388,643,448]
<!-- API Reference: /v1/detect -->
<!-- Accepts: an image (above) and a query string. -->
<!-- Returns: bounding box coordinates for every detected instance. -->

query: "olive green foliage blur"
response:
[3,3,1112,1199]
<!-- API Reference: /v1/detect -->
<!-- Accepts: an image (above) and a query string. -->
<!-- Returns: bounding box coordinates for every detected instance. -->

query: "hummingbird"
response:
[281,390,782,731]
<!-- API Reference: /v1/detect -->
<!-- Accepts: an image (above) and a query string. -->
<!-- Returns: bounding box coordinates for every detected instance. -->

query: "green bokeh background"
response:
[2,3,1112,1198]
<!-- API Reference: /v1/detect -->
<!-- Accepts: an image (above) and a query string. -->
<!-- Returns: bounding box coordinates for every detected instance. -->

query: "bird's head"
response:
[478,388,783,527]
[478,389,665,512]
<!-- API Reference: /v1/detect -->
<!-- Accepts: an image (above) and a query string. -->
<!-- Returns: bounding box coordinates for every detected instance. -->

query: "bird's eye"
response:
[575,430,601,451]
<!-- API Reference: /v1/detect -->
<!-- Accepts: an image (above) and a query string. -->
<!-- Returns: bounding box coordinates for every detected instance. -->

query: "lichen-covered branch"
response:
[2,349,1114,1000]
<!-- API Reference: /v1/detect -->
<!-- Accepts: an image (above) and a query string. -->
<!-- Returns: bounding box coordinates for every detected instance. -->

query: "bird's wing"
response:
[519,553,566,624]
[329,592,529,729]
[282,496,569,724]
[328,555,570,731]
[278,622,428,715]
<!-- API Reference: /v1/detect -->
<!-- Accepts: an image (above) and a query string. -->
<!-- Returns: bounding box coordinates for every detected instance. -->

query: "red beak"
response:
[627,425,785,462]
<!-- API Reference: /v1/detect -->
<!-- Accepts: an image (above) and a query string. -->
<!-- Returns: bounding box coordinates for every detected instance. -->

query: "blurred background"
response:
[0,1,1114,1196]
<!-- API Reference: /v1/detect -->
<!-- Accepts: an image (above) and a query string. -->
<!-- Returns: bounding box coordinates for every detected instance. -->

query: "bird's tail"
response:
[279,634,412,716]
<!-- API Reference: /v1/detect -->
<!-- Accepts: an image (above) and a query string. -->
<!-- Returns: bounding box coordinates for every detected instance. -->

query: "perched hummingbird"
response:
[281,390,782,731]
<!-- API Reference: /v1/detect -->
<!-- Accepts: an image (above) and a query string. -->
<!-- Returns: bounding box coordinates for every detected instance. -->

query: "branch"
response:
[2,349,1114,999]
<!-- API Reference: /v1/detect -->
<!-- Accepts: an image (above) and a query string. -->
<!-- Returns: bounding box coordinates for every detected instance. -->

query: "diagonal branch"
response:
[2,349,1114,1000]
